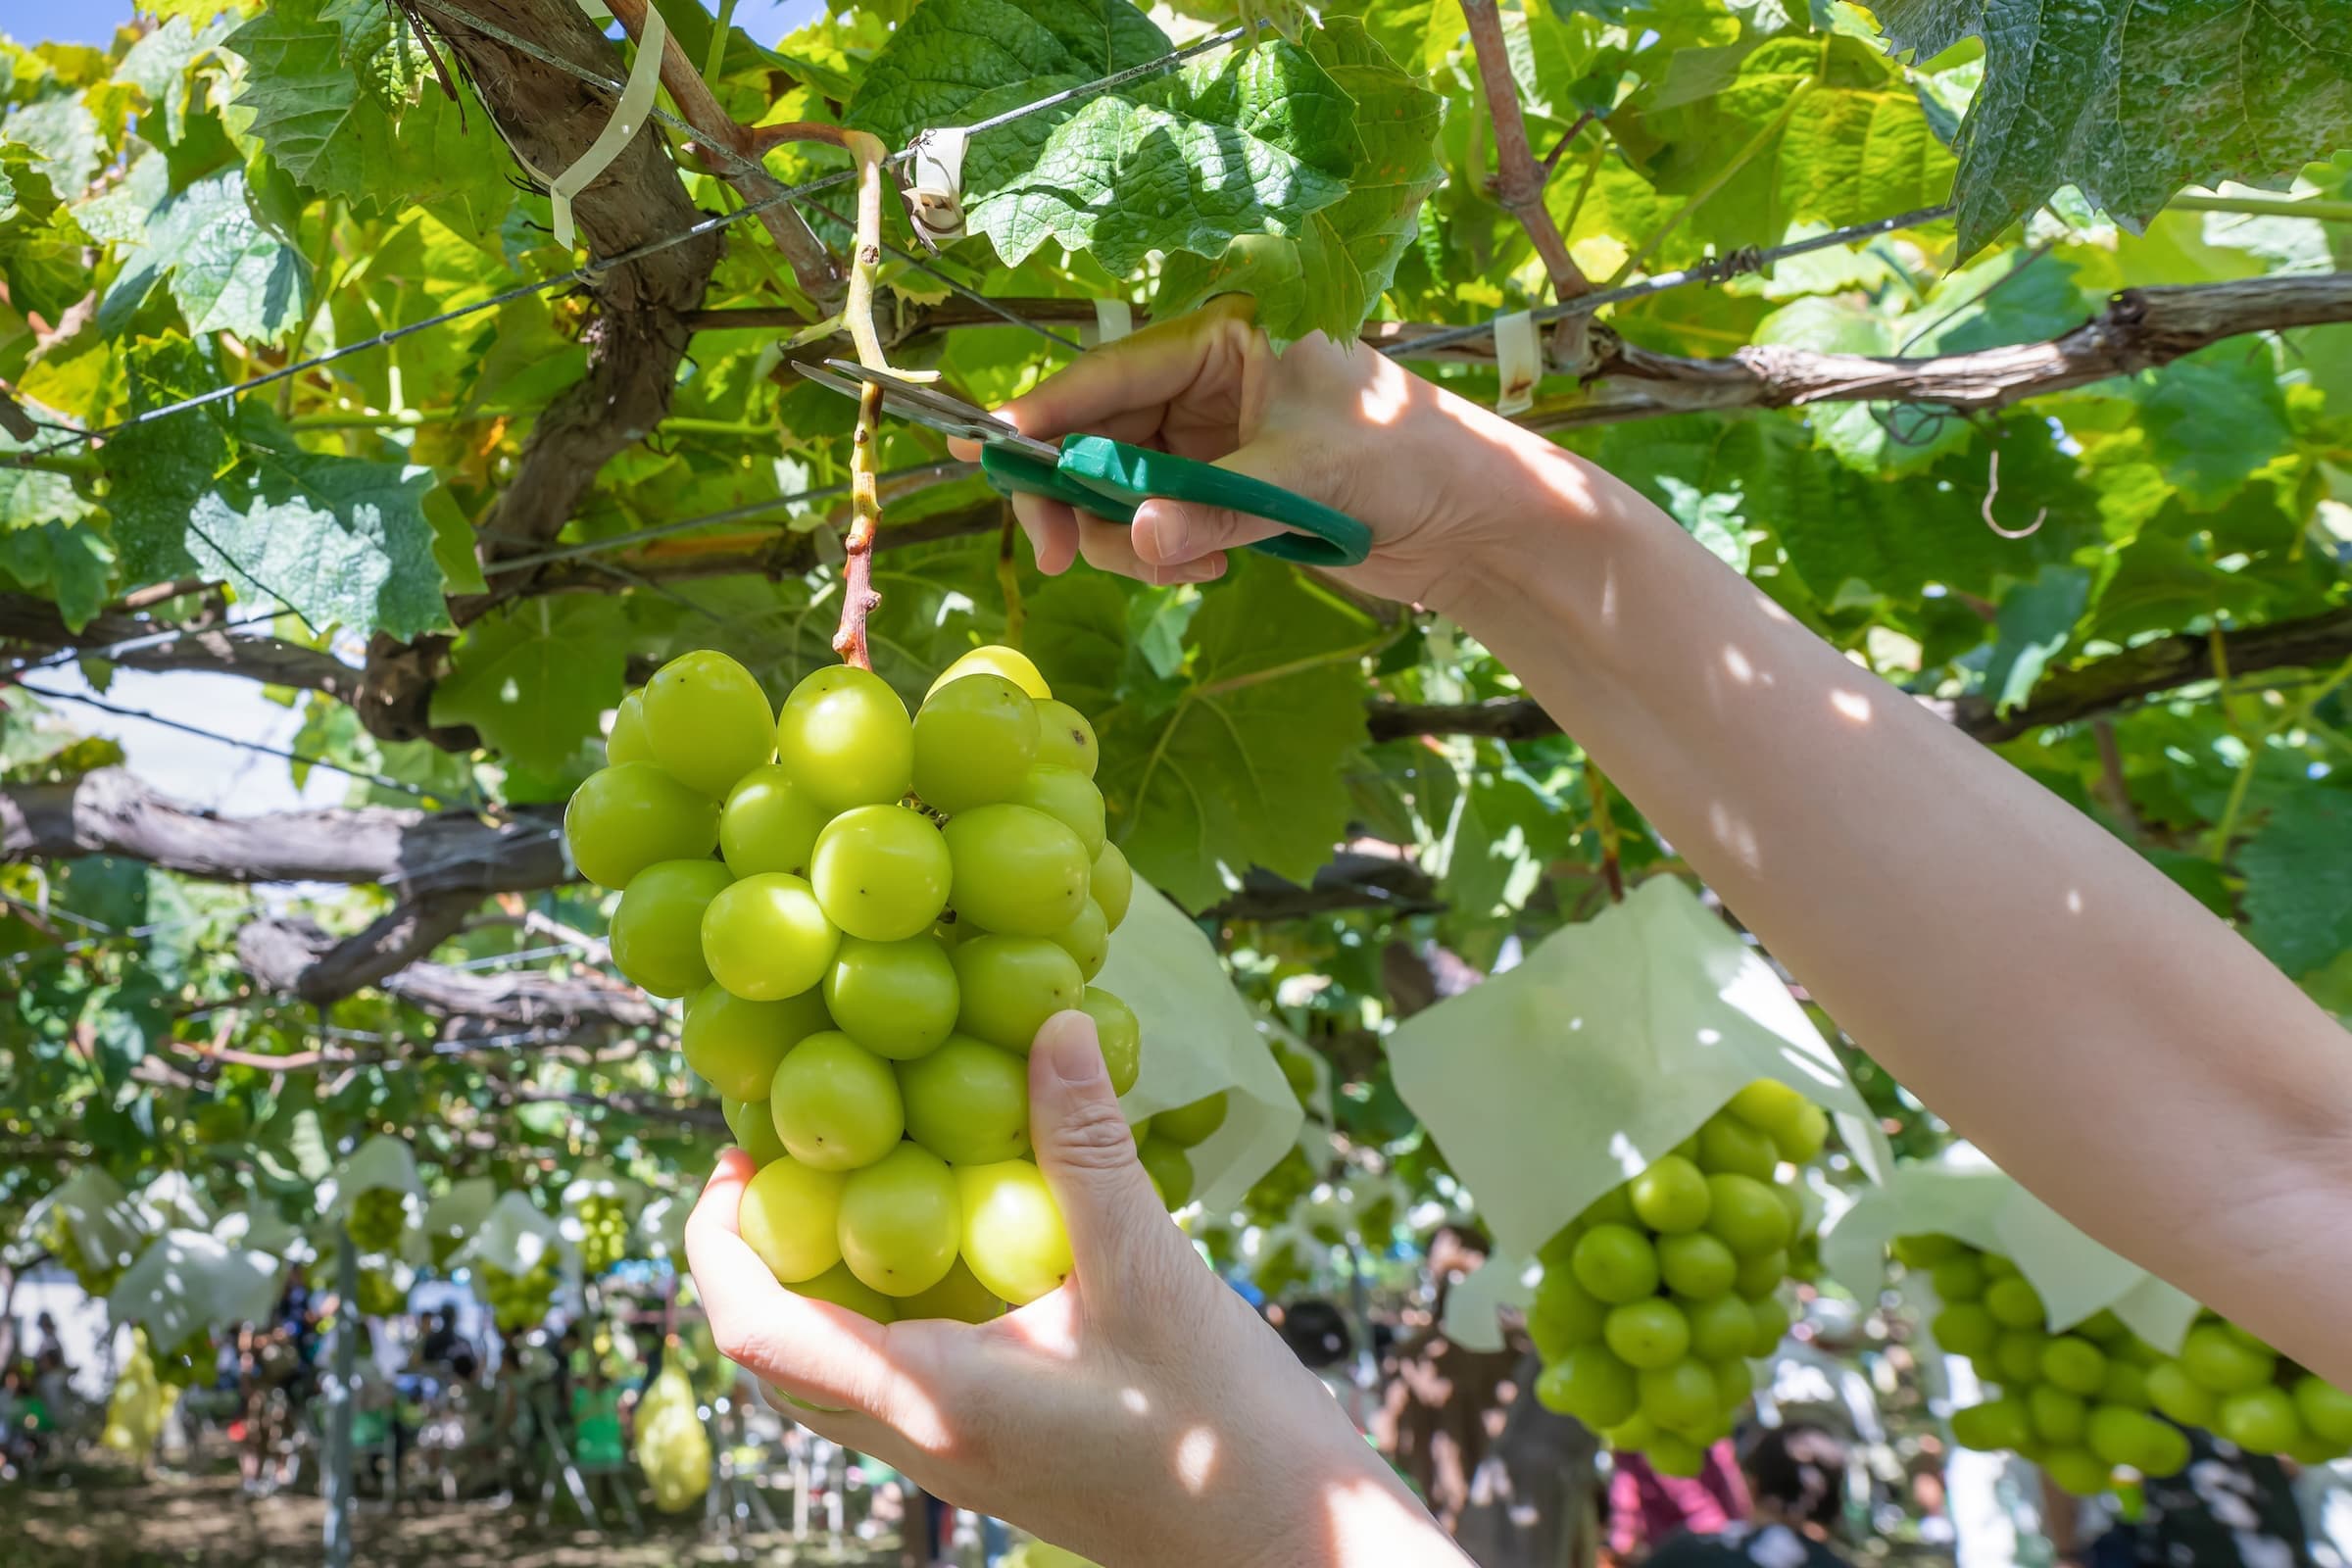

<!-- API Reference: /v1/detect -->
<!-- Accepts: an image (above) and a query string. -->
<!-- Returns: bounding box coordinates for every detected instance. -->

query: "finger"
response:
[1128,440,1308,568]
[1010,493,1079,576]
[684,1152,899,1416]
[1073,514,1225,586]
[1025,1010,1175,1281]
[999,295,1256,441]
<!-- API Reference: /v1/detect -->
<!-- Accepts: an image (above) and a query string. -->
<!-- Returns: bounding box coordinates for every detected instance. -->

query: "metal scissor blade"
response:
[796,359,1062,464]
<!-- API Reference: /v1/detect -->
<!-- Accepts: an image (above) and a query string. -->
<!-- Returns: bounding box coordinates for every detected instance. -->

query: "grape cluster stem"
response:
[833,131,893,671]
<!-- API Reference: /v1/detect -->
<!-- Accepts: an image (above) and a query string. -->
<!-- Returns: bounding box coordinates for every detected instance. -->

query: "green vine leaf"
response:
[2239,791,2352,980]
[97,167,310,341]
[1874,0,2352,254]
[430,597,632,775]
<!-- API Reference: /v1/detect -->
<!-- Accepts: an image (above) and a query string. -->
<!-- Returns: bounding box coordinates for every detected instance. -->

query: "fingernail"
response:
[1037,1012,1105,1088]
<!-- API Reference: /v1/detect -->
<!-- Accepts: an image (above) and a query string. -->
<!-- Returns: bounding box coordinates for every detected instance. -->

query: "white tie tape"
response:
[543,0,667,250]
[1092,299,1134,345]
[1493,308,1541,416]
[901,126,971,249]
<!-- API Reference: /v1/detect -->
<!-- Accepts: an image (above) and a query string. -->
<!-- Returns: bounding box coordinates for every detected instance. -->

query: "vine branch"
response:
[1457,0,1590,303]
[832,130,893,669]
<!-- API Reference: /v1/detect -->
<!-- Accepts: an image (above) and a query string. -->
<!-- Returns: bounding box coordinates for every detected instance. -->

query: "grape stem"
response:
[832,129,892,669]
[996,504,1026,649]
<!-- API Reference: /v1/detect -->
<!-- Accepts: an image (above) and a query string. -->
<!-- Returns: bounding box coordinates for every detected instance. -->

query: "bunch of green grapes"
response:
[1915,1232,2352,1486]
[152,1331,212,1390]
[568,646,1166,1325]
[1131,1093,1228,1209]
[636,1365,713,1513]
[347,1187,409,1252]
[38,1208,126,1298]
[1528,1080,1830,1477]
[355,1264,407,1318]
[478,1251,560,1334]
[576,1194,630,1275]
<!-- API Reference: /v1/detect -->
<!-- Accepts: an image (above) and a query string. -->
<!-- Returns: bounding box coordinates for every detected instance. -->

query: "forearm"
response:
[1434,424,2352,1378]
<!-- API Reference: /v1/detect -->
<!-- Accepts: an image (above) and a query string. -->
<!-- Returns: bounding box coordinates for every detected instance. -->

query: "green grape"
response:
[2087,1405,2173,1471]
[683,983,830,1100]
[2031,1386,2088,1445]
[928,645,1051,702]
[1703,1173,1791,1259]
[952,934,1084,1053]
[1695,1114,1779,1182]
[1734,1248,1788,1299]
[1138,1138,1193,1207]
[1152,1093,1228,1149]
[348,1187,409,1251]
[564,763,720,890]
[1684,1294,1754,1360]
[839,1144,961,1297]
[612,858,734,997]
[1710,1355,1753,1412]
[1032,699,1099,778]
[1530,1271,1607,1359]
[1724,1079,1807,1139]
[956,1158,1072,1305]
[911,674,1039,812]
[1746,1295,1793,1358]
[1930,1254,1987,1302]
[2220,1387,2303,1452]
[701,871,841,1002]
[1011,765,1106,857]
[898,1258,1004,1323]
[1891,1233,1968,1268]
[1644,1432,1706,1477]
[1952,1398,2034,1452]
[1090,841,1133,931]
[1077,986,1141,1096]
[1639,1358,1721,1436]
[768,1032,905,1170]
[1603,1299,1691,1370]
[1933,1303,2001,1358]
[810,805,953,942]
[1569,1225,1659,1304]
[607,689,654,764]
[2296,1376,2352,1446]
[791,1260,898,1323]
[898,1035,1030,1163]
[722,1094,790,1166]
[2100,1360,2152,1411]
[719,764,830,878]
[1773,1102,1830,1164]
[824,936,959,1059]
[738,1154,849,1283]
[1046,899,1110,981]
[1535,1343,1638,1427]
[1997,1328,2051,1383]
[2180,1320,2275,1393]
[1657,1231,1739,1298]
[942,804,1092,936]
[356,1267,406,1317]
[2042,1336,2108,1396]
[643,649,775,797]
[1984,1275,2047,1329]
[1629,1154,1710,1233]
[775,665,914,812]
[2041,1448,2116,1498]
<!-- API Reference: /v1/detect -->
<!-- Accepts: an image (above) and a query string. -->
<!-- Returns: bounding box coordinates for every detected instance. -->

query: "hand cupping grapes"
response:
[564,646,1162,1323]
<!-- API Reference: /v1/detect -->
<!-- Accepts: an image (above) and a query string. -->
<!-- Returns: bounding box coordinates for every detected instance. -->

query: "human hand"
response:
[687,1009,1464,1568]
[953,295,1622,609]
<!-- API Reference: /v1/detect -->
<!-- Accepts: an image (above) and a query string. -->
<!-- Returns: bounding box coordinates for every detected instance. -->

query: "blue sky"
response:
[9,0,824,47]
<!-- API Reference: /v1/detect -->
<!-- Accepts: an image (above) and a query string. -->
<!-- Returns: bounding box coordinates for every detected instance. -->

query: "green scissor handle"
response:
[979,435,1372,567]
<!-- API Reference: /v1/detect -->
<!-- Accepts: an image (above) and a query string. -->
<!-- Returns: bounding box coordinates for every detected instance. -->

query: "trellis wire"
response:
[14,18,1243,459]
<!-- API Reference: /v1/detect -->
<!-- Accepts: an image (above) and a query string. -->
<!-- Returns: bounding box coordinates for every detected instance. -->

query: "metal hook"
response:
[1982,447,2046,539]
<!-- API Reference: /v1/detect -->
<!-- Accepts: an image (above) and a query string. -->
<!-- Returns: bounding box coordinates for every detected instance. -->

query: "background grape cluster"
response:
[1910,1235,2352,1489]
[1528,1081,1831,1475]
[564,646,1215,1321]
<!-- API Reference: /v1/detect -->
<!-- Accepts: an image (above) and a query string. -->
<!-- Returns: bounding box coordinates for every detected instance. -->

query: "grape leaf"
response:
[2129,345,2294,507]
[1874,0,2352,255]
[118,15,233,143]
[430,597,632,775]
[2,93,103,197]
[0,143,92,321]
[1980,564,2091,716]
[1154,18,1444,344]
[2238,790,2352,980]
[0,523,112,631]
[1099,558,1381,909]
[97,168,310,341]
[184,412,447,640]
[846,1,1351,276]
[225,0,513,236]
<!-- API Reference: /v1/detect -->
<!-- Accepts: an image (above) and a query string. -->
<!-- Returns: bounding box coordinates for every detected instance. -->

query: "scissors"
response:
[795,359,1373,568]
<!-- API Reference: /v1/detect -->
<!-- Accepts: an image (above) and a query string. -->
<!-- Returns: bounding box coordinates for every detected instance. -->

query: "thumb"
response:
[1129,438,1311,570]
[1027,1009,1170,1280]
